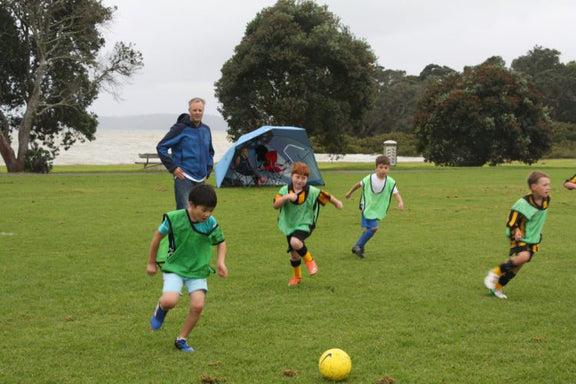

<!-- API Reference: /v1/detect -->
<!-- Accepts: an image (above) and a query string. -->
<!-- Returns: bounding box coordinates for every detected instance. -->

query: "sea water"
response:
[0,129,422,166]
[0,129,231,166]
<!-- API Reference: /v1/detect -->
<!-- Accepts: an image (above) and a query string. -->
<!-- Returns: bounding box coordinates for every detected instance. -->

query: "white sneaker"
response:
[484,271,499,290]
[490,289,508,299]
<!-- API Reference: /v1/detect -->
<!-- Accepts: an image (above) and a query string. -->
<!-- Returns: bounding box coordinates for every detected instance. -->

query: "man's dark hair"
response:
[188,184,217,208]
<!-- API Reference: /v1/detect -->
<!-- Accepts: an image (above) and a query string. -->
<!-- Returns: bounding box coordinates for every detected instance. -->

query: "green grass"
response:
[1,161,575,383]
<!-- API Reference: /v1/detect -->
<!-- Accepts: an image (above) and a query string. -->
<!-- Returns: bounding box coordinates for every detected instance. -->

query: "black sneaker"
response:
[352,246,365,258]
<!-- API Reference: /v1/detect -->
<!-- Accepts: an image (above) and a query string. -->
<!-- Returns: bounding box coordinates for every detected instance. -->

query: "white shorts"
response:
[162,272,208,294]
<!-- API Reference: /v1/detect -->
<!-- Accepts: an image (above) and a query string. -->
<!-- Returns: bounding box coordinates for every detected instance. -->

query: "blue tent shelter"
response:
[214,126,324,187]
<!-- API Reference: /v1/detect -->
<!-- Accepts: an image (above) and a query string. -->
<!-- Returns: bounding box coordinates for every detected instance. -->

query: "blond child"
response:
[484,171,551,299]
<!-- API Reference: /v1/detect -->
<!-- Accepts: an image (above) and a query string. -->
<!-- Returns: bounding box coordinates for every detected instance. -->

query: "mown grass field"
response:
[1,161,575,383]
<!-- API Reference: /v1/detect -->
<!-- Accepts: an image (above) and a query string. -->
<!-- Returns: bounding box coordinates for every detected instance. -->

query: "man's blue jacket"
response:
[156,114,214,180]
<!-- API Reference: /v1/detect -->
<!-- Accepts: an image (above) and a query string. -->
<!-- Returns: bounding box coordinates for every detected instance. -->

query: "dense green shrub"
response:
[312,121,576,159]
[24,143,52,173]
[347,132,420,156]
[546,121,576,158]
[311,132,419,156]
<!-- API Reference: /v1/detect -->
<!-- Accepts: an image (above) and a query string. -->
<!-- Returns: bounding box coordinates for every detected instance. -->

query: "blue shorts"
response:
[361,216,379,228]
[162,272,208,294]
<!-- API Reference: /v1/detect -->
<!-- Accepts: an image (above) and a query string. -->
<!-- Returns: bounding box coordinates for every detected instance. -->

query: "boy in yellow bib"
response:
[273,162,343,286]
[345,155,404,258]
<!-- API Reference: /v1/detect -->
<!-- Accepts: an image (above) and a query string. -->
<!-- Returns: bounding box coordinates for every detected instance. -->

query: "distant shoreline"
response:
[0,128,423,166]
[97,113,228,131]
[314,154,424,163]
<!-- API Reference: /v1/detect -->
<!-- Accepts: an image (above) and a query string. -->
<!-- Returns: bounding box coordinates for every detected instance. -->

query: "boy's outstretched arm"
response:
[330,195,344,209]
[345,182,361,199]
[394,192,404,210]
[216,241,228,277]
[147,231,165,275]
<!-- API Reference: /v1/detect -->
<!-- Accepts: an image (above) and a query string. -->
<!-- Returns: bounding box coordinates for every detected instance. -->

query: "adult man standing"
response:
[157,98,215,209]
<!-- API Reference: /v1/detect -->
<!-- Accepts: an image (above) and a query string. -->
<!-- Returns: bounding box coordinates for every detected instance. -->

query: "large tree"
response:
[215,0,377,154]
[362,67,419,135]
[511,46,561,77]
[512,46,576,124]
[414,63,551,166]
[363,64,456,136]
[0,0,143,172]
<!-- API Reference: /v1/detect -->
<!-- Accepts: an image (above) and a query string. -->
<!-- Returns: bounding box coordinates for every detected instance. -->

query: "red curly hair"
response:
[291,162,310,177]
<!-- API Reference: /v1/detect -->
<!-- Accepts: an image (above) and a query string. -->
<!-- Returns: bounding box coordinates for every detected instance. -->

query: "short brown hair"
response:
[291,162,310,177]
[375,155,391,166]
[527,171,549,187]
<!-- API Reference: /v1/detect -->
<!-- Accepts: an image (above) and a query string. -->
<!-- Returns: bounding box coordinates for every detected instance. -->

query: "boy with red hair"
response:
[273,162,343,286]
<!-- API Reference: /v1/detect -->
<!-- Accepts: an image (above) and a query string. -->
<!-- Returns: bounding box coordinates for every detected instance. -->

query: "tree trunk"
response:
[0,131,22,172]
[5,57,47,172]
[0,121,34,172]
[0,119,33,172]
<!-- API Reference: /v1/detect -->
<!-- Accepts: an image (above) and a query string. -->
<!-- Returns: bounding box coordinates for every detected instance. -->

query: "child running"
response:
[484,171,551,299]
[273,162,343,286]
[147,184,227,352]
[345,155,404,258]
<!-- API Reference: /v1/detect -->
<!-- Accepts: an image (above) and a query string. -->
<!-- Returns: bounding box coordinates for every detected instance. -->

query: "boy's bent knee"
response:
[289,237,303,250]
[512,251,532,265]
[160,293,180,309]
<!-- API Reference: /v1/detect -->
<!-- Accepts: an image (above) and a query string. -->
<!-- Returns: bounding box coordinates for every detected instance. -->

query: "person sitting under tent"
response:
[234,147,266,186]
[255,144,268,168]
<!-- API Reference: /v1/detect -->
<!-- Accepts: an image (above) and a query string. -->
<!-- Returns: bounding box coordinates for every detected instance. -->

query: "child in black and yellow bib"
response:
[484,171,551,299]
[273,162,343,286]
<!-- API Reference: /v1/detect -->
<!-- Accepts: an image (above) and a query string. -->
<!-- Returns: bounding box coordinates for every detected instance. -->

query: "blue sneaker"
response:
[150,303,168,330]
[174,338,195,352]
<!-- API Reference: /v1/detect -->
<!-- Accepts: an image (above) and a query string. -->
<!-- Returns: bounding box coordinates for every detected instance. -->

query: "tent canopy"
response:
[214,126,324,187]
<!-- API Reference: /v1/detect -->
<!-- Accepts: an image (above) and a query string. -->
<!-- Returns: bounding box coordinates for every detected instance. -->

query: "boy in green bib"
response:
[345,155,404,258]
[147,184,227,352]
[273,162,343,286]
[484,171,551,299]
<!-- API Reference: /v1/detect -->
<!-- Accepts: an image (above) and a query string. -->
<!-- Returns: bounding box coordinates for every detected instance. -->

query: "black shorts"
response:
[286,229,313,252]
[509,241,539,261]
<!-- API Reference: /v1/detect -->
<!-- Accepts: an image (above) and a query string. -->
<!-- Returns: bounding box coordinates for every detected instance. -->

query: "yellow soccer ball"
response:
[318,348,352,381]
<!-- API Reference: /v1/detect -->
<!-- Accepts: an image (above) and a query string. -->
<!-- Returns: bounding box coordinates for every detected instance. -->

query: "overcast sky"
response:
[90,0,576,119]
